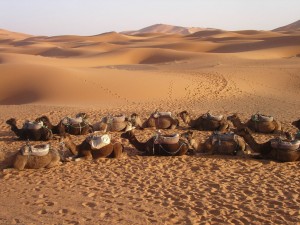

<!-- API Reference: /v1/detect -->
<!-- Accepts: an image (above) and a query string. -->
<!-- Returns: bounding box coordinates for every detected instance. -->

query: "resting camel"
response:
[35,114,93,136]
[59,134,123,160]
[121,130,189,156]
[177,111,229,132]
[3,144,61,170]
[181,131,248,156]
[92,114,133,132]
[129,113,178,130]
[6,118,53,141]
[292,119,300,130]
[227,113,281,134]
[236,127,300,162]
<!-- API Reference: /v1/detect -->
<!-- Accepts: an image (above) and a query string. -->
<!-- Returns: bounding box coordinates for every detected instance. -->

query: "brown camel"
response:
[181,131,248,156]
[178,111,229,132]
[236,127,300,162]
[227,113,281,134]
[3,144,61,170]
[6,118,53,141]
[292,119,300,130]
[59,134,123,160]
[121,130,189,156]
[129,113,178,130]
[36,115,93,136]
[92,114,133,132]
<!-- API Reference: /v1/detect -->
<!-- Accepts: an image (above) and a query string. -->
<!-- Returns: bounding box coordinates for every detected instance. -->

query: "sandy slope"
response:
[0,27,300,224]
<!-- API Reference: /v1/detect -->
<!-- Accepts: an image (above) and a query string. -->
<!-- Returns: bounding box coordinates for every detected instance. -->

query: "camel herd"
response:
[3,111,300,170]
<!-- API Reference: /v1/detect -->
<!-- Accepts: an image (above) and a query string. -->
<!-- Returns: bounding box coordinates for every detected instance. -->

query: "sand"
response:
[0,27,300,224]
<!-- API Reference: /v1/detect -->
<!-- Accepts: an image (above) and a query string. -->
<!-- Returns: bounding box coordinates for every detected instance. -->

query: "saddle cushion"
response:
[112,114,126,123]
[211,132,237,145]
[202,113,223,121]
[152,112,172,118]
[87,134,111,150]
[62,117,83,125]
[251,114,274,122]
[23,121,44,130]
[21,144,50,156]
[154,133,179,145]
[271,139,300,151]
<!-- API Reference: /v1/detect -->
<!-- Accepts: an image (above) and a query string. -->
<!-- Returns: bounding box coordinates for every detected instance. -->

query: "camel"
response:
[181,131,248,156]
[3,144,61,170]
[59,134,123,160]
[92,114,133,132]
[292,119,300,130]
[35,115,93,136]
[236,127,300,162]
[129,112,178,130]
[121,130,189,156]
[227,113,281,134]
[177,111,229,132]
[6,118,53,141]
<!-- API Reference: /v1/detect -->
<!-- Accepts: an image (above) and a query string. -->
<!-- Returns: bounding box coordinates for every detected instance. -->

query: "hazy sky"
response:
[0,0,299,36]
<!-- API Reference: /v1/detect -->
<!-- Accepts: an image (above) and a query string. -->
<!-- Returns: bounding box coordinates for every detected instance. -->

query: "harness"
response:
[62,117,90,135]
[151,134,186,156]
[211,132,240,155]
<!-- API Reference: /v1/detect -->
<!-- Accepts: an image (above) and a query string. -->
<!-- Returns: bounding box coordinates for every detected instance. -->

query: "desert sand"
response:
[0,25,300,224]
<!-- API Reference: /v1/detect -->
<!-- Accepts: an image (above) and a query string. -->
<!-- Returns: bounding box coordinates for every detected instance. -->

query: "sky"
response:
[0,0,299,36]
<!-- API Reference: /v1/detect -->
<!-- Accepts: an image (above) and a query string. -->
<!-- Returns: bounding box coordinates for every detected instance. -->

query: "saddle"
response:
[271,138,300,151]
[152,111,172,119]
[112,114,126,123]
[62,116,84,126]
[202,112,223,121]
[87,134,111,150]
[21,144,50,156]
[211,132,238,145]
[154,133,179,145]
[251,114,274,122]
[23,121,44,130]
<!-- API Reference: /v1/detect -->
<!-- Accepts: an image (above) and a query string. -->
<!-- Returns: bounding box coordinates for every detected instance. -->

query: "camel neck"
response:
[10,124,22,137]
[65,140,79,155]
[232,117,244,129]
[241,133,261,153]
[128,136,146,152]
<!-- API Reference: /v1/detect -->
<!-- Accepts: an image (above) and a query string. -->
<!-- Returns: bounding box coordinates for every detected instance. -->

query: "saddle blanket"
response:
[88,134,111,150]
[154,133,179,145]
[271,139,300,151]
[211,132,237,145]
[202,113,223,121]
[23,121,44,130]
[21,144,50,156]
[152,112,172,118]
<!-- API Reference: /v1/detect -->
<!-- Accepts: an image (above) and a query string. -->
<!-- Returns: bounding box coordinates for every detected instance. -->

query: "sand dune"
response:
[0,26,300,224]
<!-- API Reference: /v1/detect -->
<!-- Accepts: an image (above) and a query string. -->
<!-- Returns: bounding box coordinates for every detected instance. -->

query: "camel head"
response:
[129,113,142,127]
[227,113,239,122]
[6,118,17,126]
[177,111,188,118]
[76,112,88,119]
[59,134,72,146]
[284,132,294,141]
[121,130,135,140]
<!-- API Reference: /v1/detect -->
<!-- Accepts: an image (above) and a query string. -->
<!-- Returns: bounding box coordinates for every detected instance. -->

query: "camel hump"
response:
[251,114,274,122]
[21,144,50,156]
[23,120,44,130]
[87,134,111,150]
[271,139,300,151]
[154,133,179,144]
[152,111,172,118]
[202,112,224,121]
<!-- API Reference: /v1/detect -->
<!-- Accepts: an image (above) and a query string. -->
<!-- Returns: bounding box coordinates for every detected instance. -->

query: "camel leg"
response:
[273,121,282,134]
[219,123,228,133]
[111,143,123,158]
[13,155,27,170]
[46,155,61,168]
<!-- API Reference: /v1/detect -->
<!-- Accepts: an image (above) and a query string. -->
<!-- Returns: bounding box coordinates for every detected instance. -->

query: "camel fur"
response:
[129,113,178,130]
[227,114,281,134]
[6,118,53,141]
[181,131,248,156]
[236,127,300,162]
[178,111,229,132]
[121,130,188,156]
[59,134,123,160]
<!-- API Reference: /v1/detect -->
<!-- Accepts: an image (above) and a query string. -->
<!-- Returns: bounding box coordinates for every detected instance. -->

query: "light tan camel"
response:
[3,144,61,170]
[178,111,229,132]
[59,134,123,160]
[129,113,178,130]
[236,127,300,162]
[181,131,248,156]
[227,113,281,134]
[92,114,133,132]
